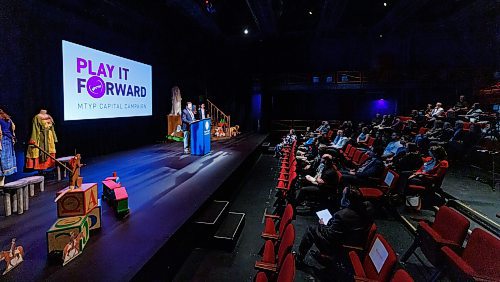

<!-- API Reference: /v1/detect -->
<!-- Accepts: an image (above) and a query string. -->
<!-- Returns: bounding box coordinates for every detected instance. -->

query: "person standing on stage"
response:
[198,103,207,120]
[181,102,196,154]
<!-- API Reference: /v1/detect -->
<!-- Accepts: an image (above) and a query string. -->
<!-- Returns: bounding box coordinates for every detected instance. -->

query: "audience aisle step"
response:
[213,211,246,251]
[193,200,229,246]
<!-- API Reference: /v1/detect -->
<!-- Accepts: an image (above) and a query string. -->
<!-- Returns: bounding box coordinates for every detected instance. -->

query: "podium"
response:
[190,118,211,155]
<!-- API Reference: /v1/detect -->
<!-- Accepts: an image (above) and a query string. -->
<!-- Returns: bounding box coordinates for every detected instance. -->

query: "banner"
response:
[62,40,152,121]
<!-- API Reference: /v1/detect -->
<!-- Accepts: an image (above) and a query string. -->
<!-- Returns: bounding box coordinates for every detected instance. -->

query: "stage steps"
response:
[193,200,245,251]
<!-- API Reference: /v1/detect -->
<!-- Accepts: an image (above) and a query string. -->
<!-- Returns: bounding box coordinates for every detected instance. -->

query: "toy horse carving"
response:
[0,239,24,275]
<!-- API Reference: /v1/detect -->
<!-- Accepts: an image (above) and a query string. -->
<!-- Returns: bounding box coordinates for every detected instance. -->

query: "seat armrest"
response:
[261,233,279,240]
[254,261,278,272]
[264,214,280,220]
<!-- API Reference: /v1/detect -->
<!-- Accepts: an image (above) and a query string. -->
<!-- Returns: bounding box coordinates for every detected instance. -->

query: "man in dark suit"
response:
[181,102,196,154]
[341,146,385,187]
[295,187,374,265]
[198,103,207,120]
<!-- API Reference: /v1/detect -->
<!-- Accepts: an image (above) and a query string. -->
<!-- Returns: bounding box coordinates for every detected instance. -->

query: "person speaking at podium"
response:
[182,102,196,154]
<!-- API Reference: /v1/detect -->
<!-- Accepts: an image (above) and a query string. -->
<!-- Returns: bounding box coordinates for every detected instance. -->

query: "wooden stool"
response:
[23,175,45,196]
[55,156,74,181]
[3,179,29,216]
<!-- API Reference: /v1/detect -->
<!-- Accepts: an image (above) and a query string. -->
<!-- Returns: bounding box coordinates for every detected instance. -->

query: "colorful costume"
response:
[25,113,57,170]
[0,119,17,176]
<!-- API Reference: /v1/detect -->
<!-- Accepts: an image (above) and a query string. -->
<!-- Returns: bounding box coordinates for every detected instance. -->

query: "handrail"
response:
[207,99,231,137]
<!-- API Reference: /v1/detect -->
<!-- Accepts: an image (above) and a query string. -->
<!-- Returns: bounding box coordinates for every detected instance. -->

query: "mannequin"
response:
[170,86,182,115]
[25,109,58,170]
[0,109,17,186]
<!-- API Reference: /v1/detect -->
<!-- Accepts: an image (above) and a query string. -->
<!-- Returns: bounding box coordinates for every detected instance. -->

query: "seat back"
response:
[278,204,294,236]
[261,240,276,264]
[384,170,400,192]
[277,253,296,282]
[390,269,414,282]
[364,223,378,251]
[418,127,429,135]
[352,150,363,164]
[343,144,353,155]
[347,147,357,159]
[277,224,295,268]
[366,137,375,147]
[461,228,500,280]
[363,234,397,281]
[357,153,370,166]
[432,206,470,245]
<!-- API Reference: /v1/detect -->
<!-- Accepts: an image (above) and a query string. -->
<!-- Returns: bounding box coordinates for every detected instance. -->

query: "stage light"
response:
[383,2,387,6]
[379,34,383,38]
[308,11,313,15]
[243,28,249,35]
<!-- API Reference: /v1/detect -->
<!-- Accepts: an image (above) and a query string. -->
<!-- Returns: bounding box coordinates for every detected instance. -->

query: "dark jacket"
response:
[319,202,374,246]
[181,108,194,131]
[356,157,384,179]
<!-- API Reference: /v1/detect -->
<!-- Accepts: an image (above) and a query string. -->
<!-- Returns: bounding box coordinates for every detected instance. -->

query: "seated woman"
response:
[400,146,448,195]
[356,127,370,146]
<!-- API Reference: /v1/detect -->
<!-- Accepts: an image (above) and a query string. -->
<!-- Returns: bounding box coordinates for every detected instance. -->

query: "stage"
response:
[0,133,267,281]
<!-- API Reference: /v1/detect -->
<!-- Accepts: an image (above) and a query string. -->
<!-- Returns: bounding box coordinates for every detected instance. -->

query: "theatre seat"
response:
[256,224,295,273]
[255,253,295,282]
[402,205,470,269]
[349,234,397,282]
[390,269,413,282]
[261,204,293,241]
[343,223,378,256]
[359,169,398,202]
[441,228,500,281]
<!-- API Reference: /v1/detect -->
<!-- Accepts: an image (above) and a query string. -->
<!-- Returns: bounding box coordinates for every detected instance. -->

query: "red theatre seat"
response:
[255,253,295,282]
[359,169,399,201]
[261,204,293,241]
[349,234,397,282]
[401,205,470,268]
[256,224,295,273]
[441,228,500,281]
[390,269,414,282]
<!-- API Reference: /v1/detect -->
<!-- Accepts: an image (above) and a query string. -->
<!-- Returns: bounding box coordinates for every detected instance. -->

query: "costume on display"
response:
[0,109,17,184]
[170,86,182,115]
[25,109,58,170]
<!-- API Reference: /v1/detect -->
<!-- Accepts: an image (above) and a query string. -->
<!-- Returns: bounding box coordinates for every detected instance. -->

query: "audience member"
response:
[295,187,374,266]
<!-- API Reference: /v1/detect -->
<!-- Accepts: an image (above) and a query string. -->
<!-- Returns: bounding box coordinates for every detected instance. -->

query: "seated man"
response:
[382,132,403,159]
[341,146,385,187]
[295,154,337,207]
[320,129,349,156]
[295,187,374,266]
[316,121,330,135]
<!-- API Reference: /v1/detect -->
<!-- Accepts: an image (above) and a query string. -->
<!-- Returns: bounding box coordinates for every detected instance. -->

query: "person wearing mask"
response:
[316,121,330,135]
[356,127,370,146]
[295,154,338,208]
[274,129,297,158]
[391,142,423,173]
[464,103,483,122]
[321,130,349,156]
[295,187,374,266]
[382,132,404,159]
[341,146,385,187]
[401,146,448,195]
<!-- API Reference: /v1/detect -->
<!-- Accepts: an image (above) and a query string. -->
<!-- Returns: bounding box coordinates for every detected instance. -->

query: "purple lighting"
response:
[370,98,394,116]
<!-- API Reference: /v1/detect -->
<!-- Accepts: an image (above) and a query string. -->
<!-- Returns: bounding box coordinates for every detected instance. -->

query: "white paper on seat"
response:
[384,171,395,187]
[369,238,389,273]
[316,209,332,223]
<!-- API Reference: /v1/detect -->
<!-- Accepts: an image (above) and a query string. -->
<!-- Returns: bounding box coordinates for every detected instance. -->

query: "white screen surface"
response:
[62,40,152,121]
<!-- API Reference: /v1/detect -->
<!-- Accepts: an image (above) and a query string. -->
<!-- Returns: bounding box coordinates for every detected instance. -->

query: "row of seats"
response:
[253,142,299,282]
[260,141,417,281]
[402,205,500,281]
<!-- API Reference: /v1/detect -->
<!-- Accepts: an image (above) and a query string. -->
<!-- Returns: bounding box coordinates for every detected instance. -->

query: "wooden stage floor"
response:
[0,133,267,281]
